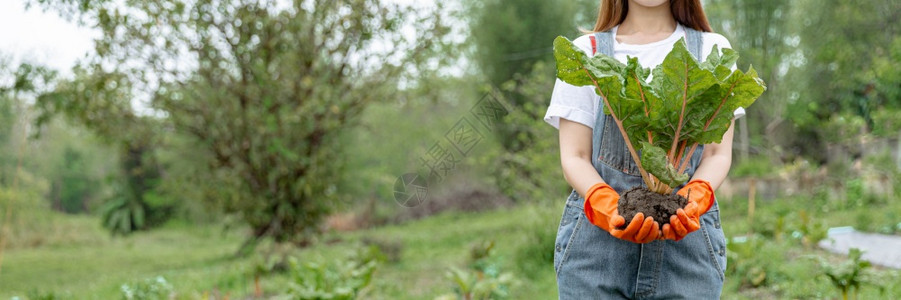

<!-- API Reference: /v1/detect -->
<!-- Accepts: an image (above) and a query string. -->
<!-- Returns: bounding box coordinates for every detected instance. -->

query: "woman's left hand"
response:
[660,179,714,241]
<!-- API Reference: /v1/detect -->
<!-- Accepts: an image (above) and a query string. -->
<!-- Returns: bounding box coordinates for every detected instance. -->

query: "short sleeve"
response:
[702,32,746,120]
[544,79,599,129]
[543,35,600,130]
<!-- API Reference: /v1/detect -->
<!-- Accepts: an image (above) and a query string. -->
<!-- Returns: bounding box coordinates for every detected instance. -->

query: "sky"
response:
[0,0,464,96]
[0,1,441,76]
[0,1,98,74]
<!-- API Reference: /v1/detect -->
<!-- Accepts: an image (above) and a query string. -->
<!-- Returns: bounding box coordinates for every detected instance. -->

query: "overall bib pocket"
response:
[597,117,642,176]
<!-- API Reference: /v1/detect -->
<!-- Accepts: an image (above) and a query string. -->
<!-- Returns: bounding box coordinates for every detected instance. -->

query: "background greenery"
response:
[1,0,900,299]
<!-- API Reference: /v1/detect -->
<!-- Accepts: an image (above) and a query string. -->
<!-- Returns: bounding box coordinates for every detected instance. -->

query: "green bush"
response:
[513,205,557,279]
[726,236,771,288]
[120,276,173,300]
[436,239,517,300]
[286,246,383,299]
[815,248,878,300]
[729,155,776,178]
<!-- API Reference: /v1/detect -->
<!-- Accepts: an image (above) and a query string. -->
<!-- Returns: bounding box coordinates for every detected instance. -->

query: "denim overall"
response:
[553,28,727,299]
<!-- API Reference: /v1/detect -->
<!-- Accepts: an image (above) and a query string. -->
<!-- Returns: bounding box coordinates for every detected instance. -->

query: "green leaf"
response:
[693,66,767,145]
[649,38,718,149]
[639,142,689,187]
[553,35,766,193]
[553,36,594,87]
[553,36,633,119]
[620,57,657,147]
[132,201,145,229]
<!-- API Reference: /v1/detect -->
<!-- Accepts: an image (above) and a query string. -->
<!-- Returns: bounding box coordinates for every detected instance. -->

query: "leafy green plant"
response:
[436,240,517,300]
[287,246,383,299]
[513,205,557,279]
[815,248,876,300]
[100,194,146,236]
[798,210,828,248]
[726,236,771,288]
[120,276,173,300]
[729,155,776,178]
[17,290,70,300]
[437,266,516,300]
[554,36,766,194]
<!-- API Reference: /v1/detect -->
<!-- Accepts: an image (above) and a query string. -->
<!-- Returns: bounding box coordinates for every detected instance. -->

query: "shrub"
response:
[436,239,517,300]
[513,205,557,279]
[815,248,878,300]
[120,276,174,300]
[286,246,383,299]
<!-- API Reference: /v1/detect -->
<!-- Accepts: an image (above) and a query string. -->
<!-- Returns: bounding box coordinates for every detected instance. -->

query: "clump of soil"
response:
[617,187,687,229]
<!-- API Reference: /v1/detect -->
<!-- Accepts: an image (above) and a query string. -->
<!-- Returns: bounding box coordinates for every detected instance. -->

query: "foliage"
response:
[787,0,901,162]
[19,290,71,300]
[465,0,595,91]
[32,0,450,250]
[286,246,383,299]
[463,0,595,202]
[872,37,901,113]
[726,236,772,288]
[34,64,170,235]
[120,276,174,300]
[490,61,569,202]
[5,198,901,299]
[513,204,557,279]
[437,266,516,300]
[797,210,828,249]
[0,61,57,182]
[45,147,94,213]
[100,194,145,236]
[705,0,793,162]
[868,106,901,138]
[435,239,517,300]
[815,248,877,300]
[728,155,776,178]
[554,36,766,193]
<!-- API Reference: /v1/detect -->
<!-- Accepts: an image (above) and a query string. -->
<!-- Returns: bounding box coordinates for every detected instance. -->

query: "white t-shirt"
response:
[544,24,746,130]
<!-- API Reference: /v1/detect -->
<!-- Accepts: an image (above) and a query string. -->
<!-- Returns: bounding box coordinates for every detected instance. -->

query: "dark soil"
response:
[617,187,687,229]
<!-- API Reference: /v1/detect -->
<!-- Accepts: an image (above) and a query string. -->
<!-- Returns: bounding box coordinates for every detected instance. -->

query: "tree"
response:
[36,65,169,235]
[789,0,901,162]
[705,0,792,163]
[464,0,596,201]
[33,0,448,252]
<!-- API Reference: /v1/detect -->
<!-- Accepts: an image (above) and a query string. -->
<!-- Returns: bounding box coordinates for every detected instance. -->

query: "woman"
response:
[544,0,744,298]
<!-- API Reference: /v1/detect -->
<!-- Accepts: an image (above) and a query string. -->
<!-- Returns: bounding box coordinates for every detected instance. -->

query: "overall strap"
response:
[685,27,704,61]
[590,31,615,56]
[590,31,614,170]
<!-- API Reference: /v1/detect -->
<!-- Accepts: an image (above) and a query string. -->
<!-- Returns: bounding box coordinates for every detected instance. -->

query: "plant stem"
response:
[632,73,655,144]
[677,143,699,174]
[669,64,691,166]
[679,75,742,173]
[674,140,688,168]
[584,69,653,188]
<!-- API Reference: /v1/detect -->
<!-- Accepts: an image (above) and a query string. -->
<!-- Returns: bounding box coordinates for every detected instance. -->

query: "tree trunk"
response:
[739,116,750,162]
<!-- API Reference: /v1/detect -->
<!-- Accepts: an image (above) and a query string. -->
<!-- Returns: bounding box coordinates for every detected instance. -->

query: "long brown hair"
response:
[591,0,712,33]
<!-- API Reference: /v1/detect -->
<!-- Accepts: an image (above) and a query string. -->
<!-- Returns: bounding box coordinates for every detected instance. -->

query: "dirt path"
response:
[818,227,901,269]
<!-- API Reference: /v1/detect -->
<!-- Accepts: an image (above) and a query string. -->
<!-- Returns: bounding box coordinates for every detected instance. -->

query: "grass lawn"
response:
[0,205,559,299]
[2,193,900,299]
[0,216,253,299]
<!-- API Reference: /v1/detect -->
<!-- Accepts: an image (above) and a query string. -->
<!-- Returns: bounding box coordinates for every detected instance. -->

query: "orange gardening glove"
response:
[584,183,660,244]
[662,179,714,241]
